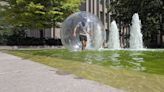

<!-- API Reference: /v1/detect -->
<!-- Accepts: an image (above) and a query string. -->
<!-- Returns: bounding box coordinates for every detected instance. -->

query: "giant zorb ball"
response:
[60,12,105,51]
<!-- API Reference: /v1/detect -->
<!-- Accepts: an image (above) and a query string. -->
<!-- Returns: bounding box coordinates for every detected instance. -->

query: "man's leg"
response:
[82,40,85,50]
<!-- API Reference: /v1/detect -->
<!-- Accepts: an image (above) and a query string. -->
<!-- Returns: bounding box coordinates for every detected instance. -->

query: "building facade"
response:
[80,0,111,30]
[81,0,128,47]
[25,28,60,39]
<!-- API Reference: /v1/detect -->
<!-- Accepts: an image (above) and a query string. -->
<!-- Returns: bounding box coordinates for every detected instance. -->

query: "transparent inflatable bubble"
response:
[60,12,105,51]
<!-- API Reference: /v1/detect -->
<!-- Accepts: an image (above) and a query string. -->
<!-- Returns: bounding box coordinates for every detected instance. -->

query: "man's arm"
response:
[73,22,82,36]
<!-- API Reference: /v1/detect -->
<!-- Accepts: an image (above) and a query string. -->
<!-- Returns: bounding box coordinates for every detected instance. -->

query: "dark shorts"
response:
[79,35,87,41]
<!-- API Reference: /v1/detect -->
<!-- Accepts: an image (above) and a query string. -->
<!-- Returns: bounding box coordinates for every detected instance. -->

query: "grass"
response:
[5,49,164,92]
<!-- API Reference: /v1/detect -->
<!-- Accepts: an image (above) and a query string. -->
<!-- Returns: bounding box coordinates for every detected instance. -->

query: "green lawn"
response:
[6,49,164,92]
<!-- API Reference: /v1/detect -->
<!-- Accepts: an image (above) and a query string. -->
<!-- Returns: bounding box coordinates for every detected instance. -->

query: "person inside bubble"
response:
[73,21,89,50]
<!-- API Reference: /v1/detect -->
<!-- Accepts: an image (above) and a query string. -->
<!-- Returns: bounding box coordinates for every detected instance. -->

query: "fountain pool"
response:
[25,49,164,75]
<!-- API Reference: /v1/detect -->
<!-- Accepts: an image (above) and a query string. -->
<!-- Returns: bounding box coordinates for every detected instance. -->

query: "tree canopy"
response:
[108,0,163,23]
[0,0,83,28]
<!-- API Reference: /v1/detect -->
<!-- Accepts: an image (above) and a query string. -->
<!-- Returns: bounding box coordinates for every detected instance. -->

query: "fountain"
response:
[108,20,121,49]
[129,13,143,49]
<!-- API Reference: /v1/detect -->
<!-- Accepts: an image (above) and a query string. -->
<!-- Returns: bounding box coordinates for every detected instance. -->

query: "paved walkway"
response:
[0,52,123,92]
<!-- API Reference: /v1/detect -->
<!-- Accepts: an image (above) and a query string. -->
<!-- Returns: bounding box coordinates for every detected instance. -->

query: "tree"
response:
[1,0,83,28]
